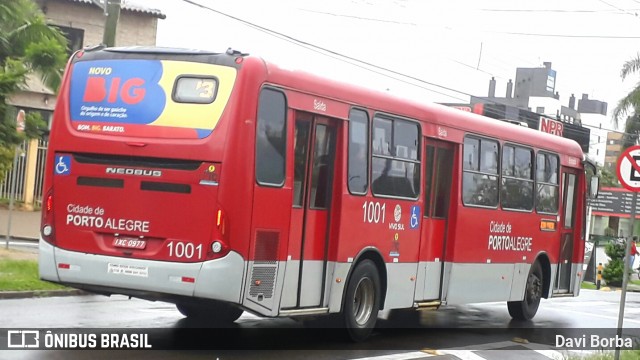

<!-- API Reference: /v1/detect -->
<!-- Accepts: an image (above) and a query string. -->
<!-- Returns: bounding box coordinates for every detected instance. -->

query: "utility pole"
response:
[91,0,121,47]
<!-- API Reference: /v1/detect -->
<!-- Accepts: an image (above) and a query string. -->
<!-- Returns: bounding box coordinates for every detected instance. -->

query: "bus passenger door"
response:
[555,170,578,294]
[419,139,455,300]
[282,113,337,309]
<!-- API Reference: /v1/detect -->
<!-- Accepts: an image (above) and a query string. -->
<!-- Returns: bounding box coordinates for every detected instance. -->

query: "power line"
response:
[177,0,637,137]
[597,0,639,17]
[492,32,640,39]
[480,8,624,13]
[178,0,475,101]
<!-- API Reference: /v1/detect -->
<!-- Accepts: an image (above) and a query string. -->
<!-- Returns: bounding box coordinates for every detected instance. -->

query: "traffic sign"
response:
[16,110,25,133]
[617,145,640,192]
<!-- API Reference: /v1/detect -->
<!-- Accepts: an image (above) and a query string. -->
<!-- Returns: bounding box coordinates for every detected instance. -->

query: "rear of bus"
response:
[39,47,257,306]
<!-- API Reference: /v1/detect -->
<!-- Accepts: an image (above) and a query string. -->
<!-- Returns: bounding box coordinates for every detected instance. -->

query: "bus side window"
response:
[501,145,534,211]
[462,136,499,207]
[256,88,287,187]
[348,109,369,194]
[535,152,559,214]
[371,115,420,199]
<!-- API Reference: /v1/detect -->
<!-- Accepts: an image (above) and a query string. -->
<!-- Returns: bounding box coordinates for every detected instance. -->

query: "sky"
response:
[130,0,640,130]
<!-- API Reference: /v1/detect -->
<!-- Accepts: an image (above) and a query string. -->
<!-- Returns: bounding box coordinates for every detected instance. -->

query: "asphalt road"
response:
[0,289,639,359]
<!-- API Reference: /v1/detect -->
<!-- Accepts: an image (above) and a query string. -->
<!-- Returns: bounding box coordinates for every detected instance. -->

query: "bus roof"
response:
[257,56,584,160]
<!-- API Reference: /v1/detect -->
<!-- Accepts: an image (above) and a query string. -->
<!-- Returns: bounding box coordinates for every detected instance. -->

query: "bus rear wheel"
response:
[508,261,543,321]
[176,301,243,324]
[343,259,381,342]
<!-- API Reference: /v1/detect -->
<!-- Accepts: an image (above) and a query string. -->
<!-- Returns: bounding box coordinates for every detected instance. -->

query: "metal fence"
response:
[33,139,49,207]
[0,139,48,206]
[0,141,27,202]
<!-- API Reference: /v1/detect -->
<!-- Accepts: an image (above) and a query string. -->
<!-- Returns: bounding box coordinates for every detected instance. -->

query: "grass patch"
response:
[567,350,640,359]
[0,259,67,291]
[581,282,597,290]
[630,279,640,286]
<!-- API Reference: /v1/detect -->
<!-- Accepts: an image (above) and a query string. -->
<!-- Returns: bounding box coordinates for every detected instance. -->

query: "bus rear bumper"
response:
[38,240,245,303]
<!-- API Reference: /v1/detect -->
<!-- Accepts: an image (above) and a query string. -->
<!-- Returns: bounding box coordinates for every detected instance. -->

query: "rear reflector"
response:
[169,276,196,284]
[58,263,70,269]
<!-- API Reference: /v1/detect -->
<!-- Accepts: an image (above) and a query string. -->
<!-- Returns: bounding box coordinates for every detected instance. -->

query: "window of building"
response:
[371,115,420,198]
[535,152,559,214]
[348,109,369,194]
[501,145,533,211]
[55,26,84,57]
[536,107,545,114]
[462,136,499,207]
[256,88,286,186]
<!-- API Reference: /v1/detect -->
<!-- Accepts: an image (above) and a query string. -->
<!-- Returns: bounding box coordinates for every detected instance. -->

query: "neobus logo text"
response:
[106,168,162,177]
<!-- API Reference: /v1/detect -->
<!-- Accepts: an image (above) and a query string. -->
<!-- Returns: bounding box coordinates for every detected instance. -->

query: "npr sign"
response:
[539,116,564,136]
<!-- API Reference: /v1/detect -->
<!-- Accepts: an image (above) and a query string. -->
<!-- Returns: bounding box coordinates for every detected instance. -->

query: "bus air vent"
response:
[248,230,279,303]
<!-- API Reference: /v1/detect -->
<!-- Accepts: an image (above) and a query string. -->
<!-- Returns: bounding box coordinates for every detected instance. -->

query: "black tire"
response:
[176,301,243,324]
[343,259,381,342]
[508,261,543,321]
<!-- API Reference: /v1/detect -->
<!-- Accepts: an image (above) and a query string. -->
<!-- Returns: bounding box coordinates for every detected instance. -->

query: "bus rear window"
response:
[173,76,218,103]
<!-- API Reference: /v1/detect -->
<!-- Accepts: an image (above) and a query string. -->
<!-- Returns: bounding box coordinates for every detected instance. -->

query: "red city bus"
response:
[40,46,597,341]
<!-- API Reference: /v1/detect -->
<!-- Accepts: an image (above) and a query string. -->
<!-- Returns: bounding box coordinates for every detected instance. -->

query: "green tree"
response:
[0,0,67,181]
[602,241,626,287]
[613,54,640,129]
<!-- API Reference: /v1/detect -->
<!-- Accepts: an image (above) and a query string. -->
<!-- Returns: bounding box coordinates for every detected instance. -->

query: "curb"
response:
[0,289,87,300]
[1,236,39,242]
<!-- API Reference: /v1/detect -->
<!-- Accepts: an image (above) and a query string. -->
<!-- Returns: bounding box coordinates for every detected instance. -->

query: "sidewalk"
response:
[0,207,41,240]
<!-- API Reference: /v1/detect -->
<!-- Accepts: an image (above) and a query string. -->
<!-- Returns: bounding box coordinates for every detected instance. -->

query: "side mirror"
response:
[589,176,599,199]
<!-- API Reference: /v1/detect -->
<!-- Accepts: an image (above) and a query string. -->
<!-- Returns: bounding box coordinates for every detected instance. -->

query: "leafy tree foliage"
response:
[613,54,640,128]
[598,165,619,188]
[602,241,626,287]
[0,0,67,181]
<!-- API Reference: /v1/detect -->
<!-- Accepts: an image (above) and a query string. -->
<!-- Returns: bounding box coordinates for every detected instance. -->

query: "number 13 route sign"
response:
[617,145,640,192]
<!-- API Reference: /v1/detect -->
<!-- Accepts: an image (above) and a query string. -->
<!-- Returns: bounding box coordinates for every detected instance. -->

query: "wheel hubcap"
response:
[352,277,374,326]
[526,273,542,305]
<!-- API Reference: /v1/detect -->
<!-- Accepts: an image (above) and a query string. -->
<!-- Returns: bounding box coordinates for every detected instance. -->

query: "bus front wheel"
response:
[343,259,381,342]
[507,261,543,321]
[176,301,243,324]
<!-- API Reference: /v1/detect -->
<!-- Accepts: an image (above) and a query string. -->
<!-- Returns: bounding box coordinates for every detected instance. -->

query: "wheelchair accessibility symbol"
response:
[409,205,420,229]
[54,155,71,175]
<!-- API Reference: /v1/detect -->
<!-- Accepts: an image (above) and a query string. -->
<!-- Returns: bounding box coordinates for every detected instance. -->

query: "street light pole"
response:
[102,0,121,47]
[5,149,18,249]
[91,0,121,47]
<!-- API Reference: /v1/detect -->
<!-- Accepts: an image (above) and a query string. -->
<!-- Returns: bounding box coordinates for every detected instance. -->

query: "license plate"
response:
[113,237,146,250]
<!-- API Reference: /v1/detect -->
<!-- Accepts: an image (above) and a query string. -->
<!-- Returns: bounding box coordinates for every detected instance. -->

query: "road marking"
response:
[533,350,565,360]
[439,350,486,360]
[547,307,640,325]
[348,351,435,359]
[349,341,570,360]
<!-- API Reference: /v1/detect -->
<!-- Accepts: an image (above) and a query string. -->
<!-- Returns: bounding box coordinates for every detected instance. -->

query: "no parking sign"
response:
[617,145,640,192]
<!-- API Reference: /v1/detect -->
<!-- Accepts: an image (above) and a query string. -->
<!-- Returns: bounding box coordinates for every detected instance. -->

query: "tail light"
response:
[41,189,55,244]
[207,207,230,260]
